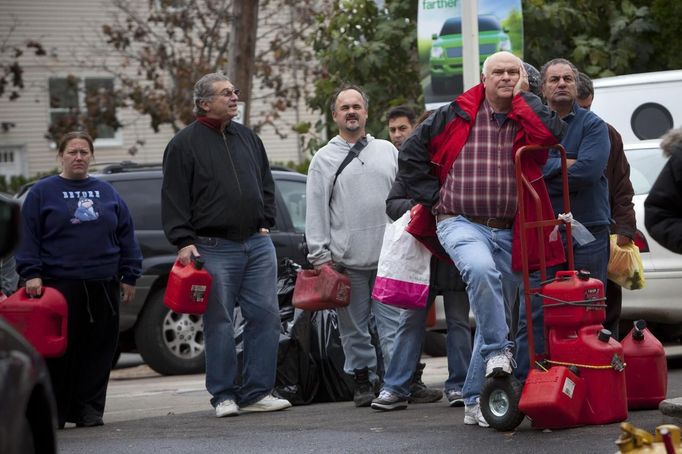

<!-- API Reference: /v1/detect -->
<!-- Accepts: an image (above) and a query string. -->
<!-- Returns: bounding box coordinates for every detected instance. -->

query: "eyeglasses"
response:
[214,88,241,98]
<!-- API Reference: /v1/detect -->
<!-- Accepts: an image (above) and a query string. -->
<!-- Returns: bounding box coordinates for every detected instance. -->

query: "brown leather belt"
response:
[436,213,514,229]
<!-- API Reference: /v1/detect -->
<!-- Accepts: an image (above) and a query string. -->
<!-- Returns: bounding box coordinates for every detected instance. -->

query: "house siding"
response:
[0,0,318,178]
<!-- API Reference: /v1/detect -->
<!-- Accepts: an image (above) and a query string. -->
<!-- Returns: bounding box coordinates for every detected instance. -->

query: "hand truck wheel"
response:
[480,375,525,431]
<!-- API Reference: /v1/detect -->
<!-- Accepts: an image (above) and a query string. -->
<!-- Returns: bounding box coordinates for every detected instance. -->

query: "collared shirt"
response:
[435,99,519,218]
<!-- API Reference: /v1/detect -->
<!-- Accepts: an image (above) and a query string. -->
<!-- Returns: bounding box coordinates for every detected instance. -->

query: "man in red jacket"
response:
[397,51,565,427]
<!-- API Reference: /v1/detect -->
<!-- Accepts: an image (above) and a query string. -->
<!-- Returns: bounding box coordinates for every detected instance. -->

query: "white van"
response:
[590,70,682,143]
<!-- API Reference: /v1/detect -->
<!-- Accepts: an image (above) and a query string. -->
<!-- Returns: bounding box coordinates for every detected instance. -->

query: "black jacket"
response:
[645,148,682,254]
[162,120,276,249]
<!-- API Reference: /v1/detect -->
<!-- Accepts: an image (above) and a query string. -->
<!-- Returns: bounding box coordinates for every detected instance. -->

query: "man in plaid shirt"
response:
[397,51,566,427]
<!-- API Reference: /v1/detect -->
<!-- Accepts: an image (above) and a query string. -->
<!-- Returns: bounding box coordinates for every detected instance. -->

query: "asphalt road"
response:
[56,355,682,454]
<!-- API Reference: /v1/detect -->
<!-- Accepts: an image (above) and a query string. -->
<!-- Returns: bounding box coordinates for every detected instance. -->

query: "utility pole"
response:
[228,0,259,127]
[461,0,479,91]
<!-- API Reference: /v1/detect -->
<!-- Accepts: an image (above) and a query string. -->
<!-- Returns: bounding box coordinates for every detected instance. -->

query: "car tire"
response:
[423,331,447,357]
[135,290,206,375]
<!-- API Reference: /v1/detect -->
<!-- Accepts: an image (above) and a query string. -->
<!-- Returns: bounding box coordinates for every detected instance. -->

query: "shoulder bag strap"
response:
[329,137,368,206]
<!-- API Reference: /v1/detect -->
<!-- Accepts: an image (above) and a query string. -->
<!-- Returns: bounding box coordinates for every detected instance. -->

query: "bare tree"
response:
[57,0,329,155]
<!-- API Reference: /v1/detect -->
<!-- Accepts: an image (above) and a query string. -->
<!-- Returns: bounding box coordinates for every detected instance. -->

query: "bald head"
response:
[482,51,522,78]
[481,51,524,112]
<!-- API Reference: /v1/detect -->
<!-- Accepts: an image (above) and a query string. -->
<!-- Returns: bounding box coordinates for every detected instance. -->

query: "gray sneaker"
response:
[239,395,292,413]
[371,390,408,411]
[485,349,515,378]
[464,402,489,428]
[445,389,464,407]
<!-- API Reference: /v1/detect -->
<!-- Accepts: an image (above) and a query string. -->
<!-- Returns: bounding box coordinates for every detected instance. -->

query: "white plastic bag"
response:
[371,210,431,309]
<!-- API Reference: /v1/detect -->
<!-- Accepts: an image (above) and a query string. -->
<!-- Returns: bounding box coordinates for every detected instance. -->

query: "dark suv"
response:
[17,163,308,375]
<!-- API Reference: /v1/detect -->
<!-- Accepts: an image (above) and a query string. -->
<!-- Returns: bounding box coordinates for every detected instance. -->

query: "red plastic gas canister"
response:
[163,259,212,314]
[548,325,628,425]
[542,270,606,329]
[622,320,667,410]
[519,365,586,429]
[0,287,68,357]
[292,264,351,311]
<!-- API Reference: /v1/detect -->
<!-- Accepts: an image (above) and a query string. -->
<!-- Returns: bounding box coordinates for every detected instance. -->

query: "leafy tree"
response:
[522,0,658,77]
[307,0,422,148]
[648,0,682,70]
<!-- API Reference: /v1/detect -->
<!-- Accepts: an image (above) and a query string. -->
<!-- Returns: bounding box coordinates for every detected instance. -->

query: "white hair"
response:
[481,51,521,77]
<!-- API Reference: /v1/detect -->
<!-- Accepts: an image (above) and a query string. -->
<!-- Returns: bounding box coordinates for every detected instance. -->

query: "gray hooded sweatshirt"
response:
[305,134,398,270]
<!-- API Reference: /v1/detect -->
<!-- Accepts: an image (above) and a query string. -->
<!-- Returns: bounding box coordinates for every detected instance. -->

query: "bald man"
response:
[396,51,566,427]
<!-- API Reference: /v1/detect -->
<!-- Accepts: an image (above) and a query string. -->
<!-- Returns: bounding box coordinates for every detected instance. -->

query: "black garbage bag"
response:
[273,309,319,405]
[309,309,355,403]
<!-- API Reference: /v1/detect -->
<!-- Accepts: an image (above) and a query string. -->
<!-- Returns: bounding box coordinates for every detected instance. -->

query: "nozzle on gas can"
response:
[194,258,205,270]
[632,320,646,341]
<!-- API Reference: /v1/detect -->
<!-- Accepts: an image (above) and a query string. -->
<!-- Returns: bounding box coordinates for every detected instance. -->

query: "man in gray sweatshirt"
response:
[305,84,401,407]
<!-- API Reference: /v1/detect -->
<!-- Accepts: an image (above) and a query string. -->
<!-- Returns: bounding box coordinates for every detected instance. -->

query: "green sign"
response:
[418,0,524,108]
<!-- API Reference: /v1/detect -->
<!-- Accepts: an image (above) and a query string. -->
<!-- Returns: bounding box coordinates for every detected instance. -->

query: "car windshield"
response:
[439,16,500,35]
[625,146,668,195]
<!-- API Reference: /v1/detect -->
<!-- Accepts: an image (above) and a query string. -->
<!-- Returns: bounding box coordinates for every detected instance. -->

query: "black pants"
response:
[43,278,120,427]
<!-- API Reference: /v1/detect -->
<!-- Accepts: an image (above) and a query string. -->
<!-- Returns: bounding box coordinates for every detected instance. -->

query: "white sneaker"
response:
[485,349,515,378]
[464,403,489,428]
[215,399,239,417]
[239,394,292,413]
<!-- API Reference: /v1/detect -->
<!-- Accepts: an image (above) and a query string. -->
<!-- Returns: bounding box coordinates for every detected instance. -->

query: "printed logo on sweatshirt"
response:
[64,192,101,224]
[70,197,99,224]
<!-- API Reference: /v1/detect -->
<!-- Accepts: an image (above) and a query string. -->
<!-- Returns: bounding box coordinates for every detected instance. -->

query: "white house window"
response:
[0,145,26,177]
[48,76,121,145]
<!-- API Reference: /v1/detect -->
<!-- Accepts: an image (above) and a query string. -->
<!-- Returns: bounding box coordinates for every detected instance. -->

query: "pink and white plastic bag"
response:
[372,210,431,310]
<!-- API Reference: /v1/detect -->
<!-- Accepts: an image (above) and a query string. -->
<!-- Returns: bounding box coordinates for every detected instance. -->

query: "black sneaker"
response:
[75,417,104,427]
[353,367,375,407]
[408,362,443,403]
[371,390,408,411]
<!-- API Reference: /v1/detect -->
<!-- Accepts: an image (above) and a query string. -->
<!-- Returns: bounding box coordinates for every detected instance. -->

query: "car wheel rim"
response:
[162,311,204,359]
[489,388,510,418]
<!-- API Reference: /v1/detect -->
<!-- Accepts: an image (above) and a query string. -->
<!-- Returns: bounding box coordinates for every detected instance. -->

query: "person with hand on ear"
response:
[397,52,566,427]
[15,130,142,429]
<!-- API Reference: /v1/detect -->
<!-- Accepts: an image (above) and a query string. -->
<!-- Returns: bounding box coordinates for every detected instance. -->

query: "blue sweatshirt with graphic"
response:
[16,175,142,284]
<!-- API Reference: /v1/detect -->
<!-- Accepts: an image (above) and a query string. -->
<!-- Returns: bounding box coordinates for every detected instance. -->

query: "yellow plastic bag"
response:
[608,235,646,290]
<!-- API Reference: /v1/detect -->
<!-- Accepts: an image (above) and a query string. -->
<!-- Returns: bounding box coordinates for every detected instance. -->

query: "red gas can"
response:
[622,320,667,410]
[548,325,628,424]
[0,287,68,357]
[519,365,586,429]
[292,264,351,311]
[163,259,212,314]
[542,270,606,329]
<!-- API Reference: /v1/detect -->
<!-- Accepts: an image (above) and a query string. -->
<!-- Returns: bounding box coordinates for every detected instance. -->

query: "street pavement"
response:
[56,355,682,454]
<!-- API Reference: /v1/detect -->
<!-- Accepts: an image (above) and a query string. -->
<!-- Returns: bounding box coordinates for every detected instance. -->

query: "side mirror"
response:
[432,33,438,40]
[0,194,21,257]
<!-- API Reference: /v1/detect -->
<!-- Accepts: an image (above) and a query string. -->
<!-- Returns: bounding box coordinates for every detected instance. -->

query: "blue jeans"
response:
[515,224,610,381]
[382,290,471,398]
[337,268,401,382]
[437,216,519,406]
[197,234,280,408]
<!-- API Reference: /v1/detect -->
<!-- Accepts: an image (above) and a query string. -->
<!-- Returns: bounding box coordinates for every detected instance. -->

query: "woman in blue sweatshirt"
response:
[16,131,142,429]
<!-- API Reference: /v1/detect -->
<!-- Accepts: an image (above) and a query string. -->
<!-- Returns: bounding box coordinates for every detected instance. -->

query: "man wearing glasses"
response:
[162,73,291,418]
